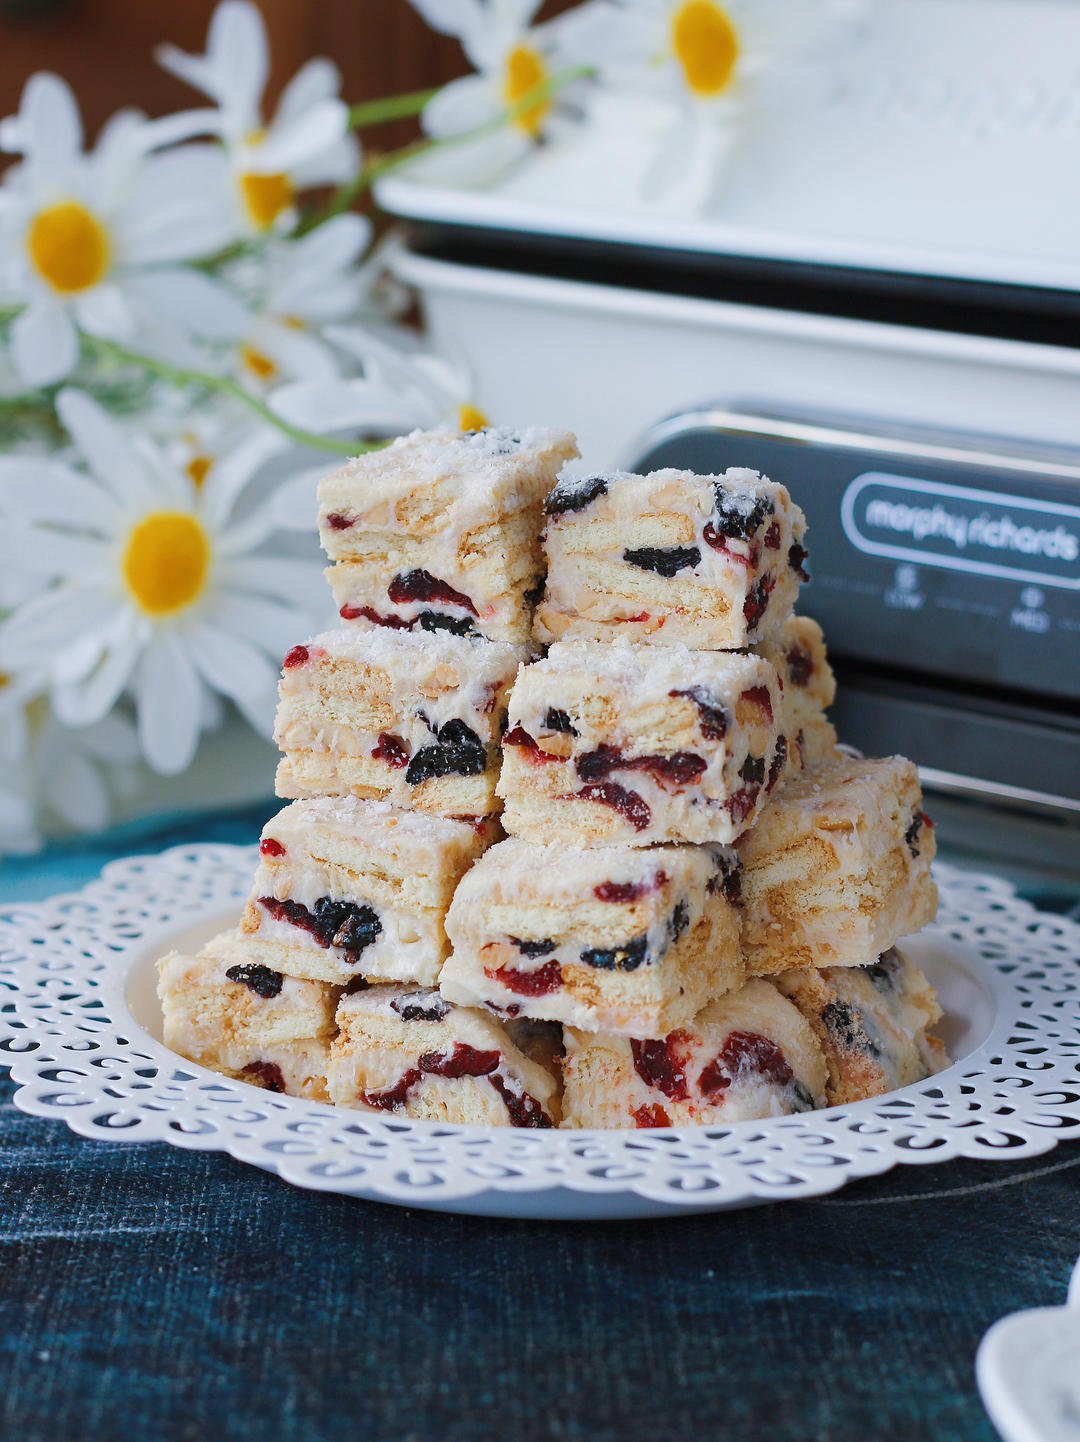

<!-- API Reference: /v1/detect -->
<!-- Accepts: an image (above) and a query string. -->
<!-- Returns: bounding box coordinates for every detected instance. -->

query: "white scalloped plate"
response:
[1,846,1078,1219]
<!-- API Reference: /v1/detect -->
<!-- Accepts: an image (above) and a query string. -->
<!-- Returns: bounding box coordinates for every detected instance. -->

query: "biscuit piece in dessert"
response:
[241,798,494,986]
[326,985,561,1127]
[736,756,938,975]
[560,978,828,1128]
[534,466,807,649]
[319,426,579,645]
[157,930,337,1101]
[773,947,948,1105]
[440,837,743,1037]
[498,640,787,846]
[757,615,839,769]
[274,627,519,816]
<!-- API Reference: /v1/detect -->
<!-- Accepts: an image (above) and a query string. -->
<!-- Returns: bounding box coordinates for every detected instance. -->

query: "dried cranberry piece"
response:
[242,1060,286,1092]
[486,960,562,996]
[259,896,381,961]
[623,545,701,578]
[709,488,773,541]
[512,937,557,958]
[371,732,409,768]
[576,781,651,832]
[631,1033,691,1101]
[670,686,729,741]
[699,1030,794,1100]
[488,1074,553,1128]
[282,645,309,669]
[388,569,478,616]
[702,524,756,566]
[360,1066,421,1111]
[390,993,451,1022]
[576,745,705,790]
[632,1103,672,1128]
[543,707,577,734]
[593,872,668,904]
[580,935,649,971]
[727,784,760,824]
[340,604,409,627]
[763,521,781,549]
[420,1043,501,1079]
[405,720,487,785]
[260,837,286,858]
[226,963,284,999]
[503,725,561,765]
[788,543,810,581]
[546,473,608,516]
[739,685,775,724]
[786,642,814,686]
[767,735,787,791]
[743,577,775,632]
[325,513,353,531]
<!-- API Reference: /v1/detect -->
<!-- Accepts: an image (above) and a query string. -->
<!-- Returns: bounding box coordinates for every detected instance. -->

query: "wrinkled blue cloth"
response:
[2,808,1079,1442]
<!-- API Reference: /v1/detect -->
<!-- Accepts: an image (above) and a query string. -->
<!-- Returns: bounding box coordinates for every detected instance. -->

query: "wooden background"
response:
[0,0,570,151]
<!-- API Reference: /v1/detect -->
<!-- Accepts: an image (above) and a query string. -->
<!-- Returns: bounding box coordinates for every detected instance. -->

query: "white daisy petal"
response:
[197,428,284,532]
[0,584,120,669]
[422,74,504,139]
[73,282,135,340]
[289,133,362,189]
[252,321,340,383]
[408,0,486,42]
[206,0,270,120]
[0,459,120,529]
[11,299,79,387]
[53,620,141,727]
[9,73,83,190]
[125,266,248,342]
[43,742,111,832]
[267,464,327,532]
[212,591,312,659]
[116,146,236,263]
[134,633,204,775]
[184,618,279,706]
[77,711,141,765]
[0,788,39,856]
[56,389,157,509]
[0,526,109,576]
[277,57,341,121]
[221,555,330,613]
[254,98,349,173]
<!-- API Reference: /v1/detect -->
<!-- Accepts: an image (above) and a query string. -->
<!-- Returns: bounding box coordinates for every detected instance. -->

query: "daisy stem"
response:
[84,337,370,456]
[348,88,442,129]
[314,64,595,226]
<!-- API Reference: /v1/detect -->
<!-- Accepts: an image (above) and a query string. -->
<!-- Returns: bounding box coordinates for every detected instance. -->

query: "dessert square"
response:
[157,929,337,1100]
[757,614,839,770]
[440,837,743,1037]
[534,465,807,649]
[319,425,579,645]
[497,640,787,846]
[560,978,828,1128]
[326,985,561,1127]
[736,755,939,975]
[774,946,949,1105]
[241,798,494,986]
[274,627,520,817]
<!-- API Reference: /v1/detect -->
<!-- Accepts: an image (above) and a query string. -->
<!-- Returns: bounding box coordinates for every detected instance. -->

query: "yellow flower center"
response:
[27,200,111,295]
[457,403,490,431]
[239,170,295,231]
[185,455,213,489]
[670,0,740,98]
[240,343,278,381]
[502,44,551,137]
[122,512,210,617]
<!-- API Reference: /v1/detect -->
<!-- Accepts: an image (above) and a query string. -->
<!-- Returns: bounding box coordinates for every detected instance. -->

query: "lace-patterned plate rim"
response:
[1,844,1078,1220]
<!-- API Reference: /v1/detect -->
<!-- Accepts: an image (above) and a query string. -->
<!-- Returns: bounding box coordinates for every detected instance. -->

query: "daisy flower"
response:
[0,390,323,777]
[410,0,583,181]
[225,213,376,388]
[0,72,241,386]
[564,0,859,204]
[156,0,358,236]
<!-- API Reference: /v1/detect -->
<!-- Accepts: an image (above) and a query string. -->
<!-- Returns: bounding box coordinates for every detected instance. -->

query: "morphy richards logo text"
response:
[841,472,1080,589]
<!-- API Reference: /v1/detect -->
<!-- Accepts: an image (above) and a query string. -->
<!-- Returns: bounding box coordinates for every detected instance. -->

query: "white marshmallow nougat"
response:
[274,628,520,817]
[560,978,828,1129]
[775,947,949,1106]
[240,798,493,986]
[326,985,561,1127]
[736,755,939,975]
[535,465,808,649]
[158,930,338,1101]
[440,838,743,1037]
[497,640,787,846]
[318,426,579,645]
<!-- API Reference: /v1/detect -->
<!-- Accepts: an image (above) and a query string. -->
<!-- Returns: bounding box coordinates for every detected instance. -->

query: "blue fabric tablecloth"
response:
[2,807,1079,1442]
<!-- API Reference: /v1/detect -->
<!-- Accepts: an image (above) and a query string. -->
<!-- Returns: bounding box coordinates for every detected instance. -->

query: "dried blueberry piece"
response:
[334,904,382,956]
[623,545,701,578]
[740,754,766,785]
[391,993,452,1023]
[523,578,545,607]
[579,934,649,971]
[546,473,608,516]
[790,1081,816,1112]
[512,937,557,958]
[788,542,810,581]
[668,899,690,942]
[743,576,775,632]
[866,949,901,991]
[786,642,814,687]
[710,488,773,541]
[242,1060,286,1092]
[405,719,487,785]
[822,1000,879,1056]
[416,610,477,636]
[766,735,787,791]
[670,686,729,741]
[707,854,742,904]
[543,707,577,735]
[904,811,925,857]
[225,963,284,999]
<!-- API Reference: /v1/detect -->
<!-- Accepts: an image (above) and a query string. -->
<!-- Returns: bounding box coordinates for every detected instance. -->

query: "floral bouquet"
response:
[0,0,849,854]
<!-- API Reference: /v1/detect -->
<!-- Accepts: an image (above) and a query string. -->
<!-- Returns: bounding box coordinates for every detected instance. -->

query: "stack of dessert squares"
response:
[158,426,948,1129]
